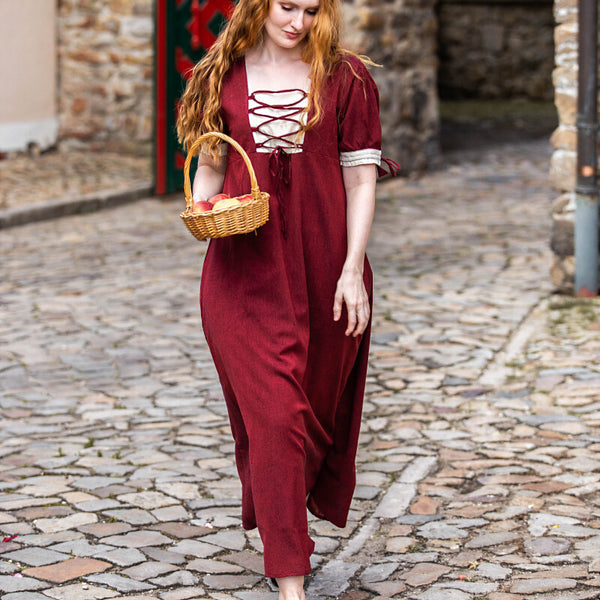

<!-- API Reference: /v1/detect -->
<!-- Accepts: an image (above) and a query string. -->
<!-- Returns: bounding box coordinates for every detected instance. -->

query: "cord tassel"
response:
[377,157,401,178]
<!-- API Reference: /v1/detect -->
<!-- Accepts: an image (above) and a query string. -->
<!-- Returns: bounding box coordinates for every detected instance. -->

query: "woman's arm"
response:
[192,149,227,202]
[333,163,377,337]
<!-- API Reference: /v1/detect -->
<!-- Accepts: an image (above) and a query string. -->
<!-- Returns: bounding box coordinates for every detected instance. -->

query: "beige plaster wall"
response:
[0,0,58,151]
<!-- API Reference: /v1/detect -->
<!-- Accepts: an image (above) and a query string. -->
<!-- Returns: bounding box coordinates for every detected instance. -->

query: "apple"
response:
[238,194,254,203]
[213,198,241,210]
[193,200,213,213]
[208,192,230,205]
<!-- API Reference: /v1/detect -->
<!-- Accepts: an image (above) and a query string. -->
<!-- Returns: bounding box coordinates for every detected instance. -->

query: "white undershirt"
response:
[248,89,308,154]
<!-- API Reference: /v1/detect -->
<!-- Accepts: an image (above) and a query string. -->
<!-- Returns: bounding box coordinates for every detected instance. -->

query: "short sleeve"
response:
[337,57,382,168]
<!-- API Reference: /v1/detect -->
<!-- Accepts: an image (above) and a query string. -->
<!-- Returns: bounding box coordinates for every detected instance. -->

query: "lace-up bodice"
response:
[248,89,308,153]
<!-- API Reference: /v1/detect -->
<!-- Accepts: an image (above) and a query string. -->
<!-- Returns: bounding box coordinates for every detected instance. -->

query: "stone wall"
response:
[57,0,154,155]
[56,0,438,171]
[437,0,555,101]
[549,0,598,293]
[343,0,440,172]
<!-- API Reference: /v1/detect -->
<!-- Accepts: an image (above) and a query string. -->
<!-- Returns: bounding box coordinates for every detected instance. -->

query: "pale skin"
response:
[193,0,376,596]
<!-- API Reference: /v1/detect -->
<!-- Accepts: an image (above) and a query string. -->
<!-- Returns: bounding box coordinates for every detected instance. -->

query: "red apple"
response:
[238,194,254,203]
[193,200,213,213]
[208,192,230,205]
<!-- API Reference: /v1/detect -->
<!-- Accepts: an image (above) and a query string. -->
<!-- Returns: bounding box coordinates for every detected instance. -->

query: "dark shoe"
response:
[267,577,278,591]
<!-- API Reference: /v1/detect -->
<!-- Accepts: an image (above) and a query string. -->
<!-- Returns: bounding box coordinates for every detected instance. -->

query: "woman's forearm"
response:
[192,153,227,202]
[342,164,377,271]
[334,163,376,336]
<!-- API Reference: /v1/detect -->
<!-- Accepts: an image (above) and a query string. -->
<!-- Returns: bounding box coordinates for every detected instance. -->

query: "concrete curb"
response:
[0,182,154,230]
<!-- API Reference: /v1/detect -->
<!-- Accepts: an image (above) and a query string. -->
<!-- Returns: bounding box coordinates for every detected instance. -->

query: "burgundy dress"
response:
[200,54,382,578]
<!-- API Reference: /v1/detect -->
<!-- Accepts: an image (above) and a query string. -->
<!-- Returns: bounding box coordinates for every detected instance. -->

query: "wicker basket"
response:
[180,132,269,240]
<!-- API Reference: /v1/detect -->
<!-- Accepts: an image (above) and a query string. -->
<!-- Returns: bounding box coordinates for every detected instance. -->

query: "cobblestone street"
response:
[2,138,600,600]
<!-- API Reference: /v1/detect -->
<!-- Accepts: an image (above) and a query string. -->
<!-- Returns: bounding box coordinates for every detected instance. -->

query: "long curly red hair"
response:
[176,0,368,152]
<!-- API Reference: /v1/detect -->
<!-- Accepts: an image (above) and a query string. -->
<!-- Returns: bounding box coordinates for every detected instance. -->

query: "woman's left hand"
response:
[333,264,370,337]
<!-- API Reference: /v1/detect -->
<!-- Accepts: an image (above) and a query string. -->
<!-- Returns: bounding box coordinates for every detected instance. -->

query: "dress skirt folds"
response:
[199,55,382,578]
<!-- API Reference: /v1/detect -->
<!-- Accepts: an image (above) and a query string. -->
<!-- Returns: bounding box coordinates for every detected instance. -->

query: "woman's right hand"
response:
[333,263,370,337]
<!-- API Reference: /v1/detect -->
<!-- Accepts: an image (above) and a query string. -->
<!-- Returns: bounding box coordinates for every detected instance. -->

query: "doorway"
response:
[436,0,557,154]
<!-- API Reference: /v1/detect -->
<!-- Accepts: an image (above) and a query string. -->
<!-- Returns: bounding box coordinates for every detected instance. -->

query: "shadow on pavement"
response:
[439,99,558,156]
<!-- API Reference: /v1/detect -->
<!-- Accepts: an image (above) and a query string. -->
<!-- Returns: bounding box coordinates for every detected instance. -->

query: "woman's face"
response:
[263,0,320,51]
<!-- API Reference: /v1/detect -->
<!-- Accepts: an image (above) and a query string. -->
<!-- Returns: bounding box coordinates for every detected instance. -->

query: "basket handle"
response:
[183,132,261,211]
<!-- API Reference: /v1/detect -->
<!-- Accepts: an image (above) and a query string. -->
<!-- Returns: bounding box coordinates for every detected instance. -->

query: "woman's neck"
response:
[247,39,305,65]
[244,45,311,94]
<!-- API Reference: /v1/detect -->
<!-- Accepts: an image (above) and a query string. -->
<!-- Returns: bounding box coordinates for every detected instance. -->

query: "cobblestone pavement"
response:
[2,138,600,600]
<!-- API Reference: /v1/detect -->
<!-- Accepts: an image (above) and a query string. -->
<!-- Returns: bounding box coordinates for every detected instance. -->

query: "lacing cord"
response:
[249,89,307,239]
[378,157,401,177]
[269,148,291,239]
[248,89,307,153]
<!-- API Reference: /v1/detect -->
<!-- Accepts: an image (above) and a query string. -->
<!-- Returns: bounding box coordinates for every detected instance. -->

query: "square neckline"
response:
[242,55,310,97]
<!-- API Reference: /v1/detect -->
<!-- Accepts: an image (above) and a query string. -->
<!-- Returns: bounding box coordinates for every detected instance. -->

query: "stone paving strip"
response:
[0,150,152,228]
[2,138,600,599]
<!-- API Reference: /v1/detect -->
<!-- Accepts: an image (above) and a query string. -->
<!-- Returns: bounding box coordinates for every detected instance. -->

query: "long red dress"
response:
[200,54,382,578]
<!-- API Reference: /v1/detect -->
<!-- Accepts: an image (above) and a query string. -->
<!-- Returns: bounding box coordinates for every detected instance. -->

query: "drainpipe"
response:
[574,0,599,297]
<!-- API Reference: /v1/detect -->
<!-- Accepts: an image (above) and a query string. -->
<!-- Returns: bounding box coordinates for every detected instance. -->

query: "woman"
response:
[177,0,394,596]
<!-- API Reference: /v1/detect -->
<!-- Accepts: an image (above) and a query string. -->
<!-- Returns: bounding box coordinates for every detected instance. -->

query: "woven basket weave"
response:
[181,132,270,240]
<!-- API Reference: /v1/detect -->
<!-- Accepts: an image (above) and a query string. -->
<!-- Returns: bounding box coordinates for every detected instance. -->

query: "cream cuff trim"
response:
[339,148,381,167]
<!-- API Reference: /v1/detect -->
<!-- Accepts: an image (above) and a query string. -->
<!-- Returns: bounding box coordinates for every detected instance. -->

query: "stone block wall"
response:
[57,0,439,172]
[437,0,555,101]
[549,0,599,293]
[57,0,154,155]
[342,0,440,172]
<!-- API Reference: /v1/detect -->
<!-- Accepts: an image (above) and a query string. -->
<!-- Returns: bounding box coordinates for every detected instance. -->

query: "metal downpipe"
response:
[575,0,599,296]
